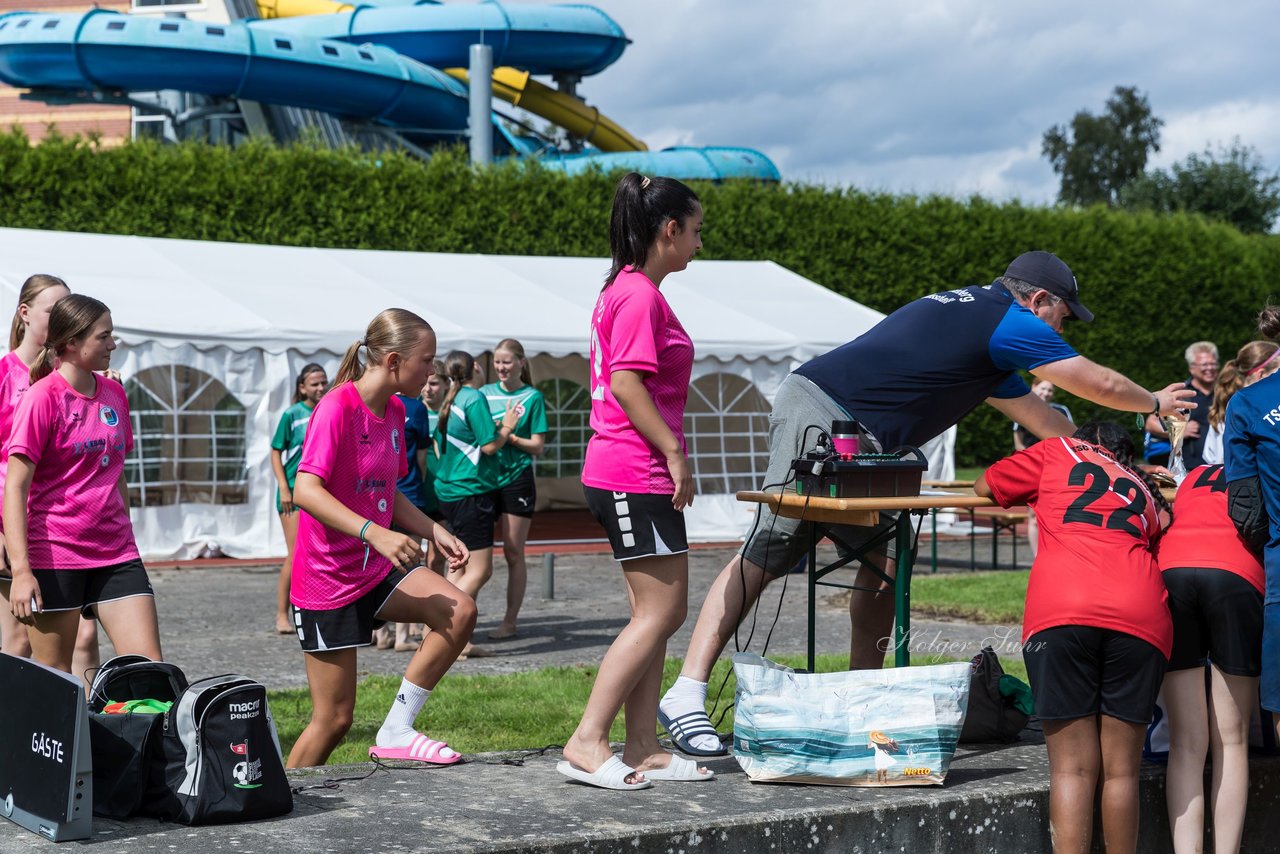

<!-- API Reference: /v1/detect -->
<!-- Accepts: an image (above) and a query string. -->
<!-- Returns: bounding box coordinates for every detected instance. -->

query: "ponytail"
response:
[1208,359,1244,429]
[437,350,474,432]
[604,172,700,289]
[334,339,365,387]
[29,343,56,384]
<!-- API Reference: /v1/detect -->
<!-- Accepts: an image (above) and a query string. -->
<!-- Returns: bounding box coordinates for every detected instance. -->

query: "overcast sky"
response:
[510,0,1280,204]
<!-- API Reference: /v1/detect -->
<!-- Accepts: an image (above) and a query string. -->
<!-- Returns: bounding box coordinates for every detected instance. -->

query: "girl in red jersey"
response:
[976,422,1171,854]
[1159,338,1278,854]
[1159,461,1264,854]
[5,295,161,674]
[285,308,473,768]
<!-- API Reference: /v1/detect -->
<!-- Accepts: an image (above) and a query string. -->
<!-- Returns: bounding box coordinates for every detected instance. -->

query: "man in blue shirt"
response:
[656,250,1197,757]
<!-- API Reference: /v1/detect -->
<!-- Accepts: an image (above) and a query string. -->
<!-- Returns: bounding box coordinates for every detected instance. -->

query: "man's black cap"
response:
[1005,250,1093,323]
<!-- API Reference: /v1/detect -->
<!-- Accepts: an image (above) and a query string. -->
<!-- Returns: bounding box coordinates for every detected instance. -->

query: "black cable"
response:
[291,758,389,794]
[704,425,830,732]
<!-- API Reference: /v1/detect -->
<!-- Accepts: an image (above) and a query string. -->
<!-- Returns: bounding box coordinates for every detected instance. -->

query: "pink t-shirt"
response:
[0,351,31,529]
[290,383,409,610]
[6,371,138,569]
[582,268,694,494]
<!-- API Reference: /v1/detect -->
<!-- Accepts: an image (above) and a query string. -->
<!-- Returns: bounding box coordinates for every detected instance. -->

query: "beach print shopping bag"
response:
[731,653,971,786]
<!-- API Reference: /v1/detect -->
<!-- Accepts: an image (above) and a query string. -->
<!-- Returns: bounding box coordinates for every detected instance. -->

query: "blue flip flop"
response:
[657,708,729,757]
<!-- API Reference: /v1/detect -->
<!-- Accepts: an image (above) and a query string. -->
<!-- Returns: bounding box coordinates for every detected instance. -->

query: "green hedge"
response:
[3,132,1278,465]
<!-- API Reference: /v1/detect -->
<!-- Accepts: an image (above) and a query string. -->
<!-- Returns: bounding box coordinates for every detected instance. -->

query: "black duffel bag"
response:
[86,654,189,819]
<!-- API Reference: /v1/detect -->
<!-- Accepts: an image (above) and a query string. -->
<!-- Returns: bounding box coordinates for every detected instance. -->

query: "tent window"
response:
[534,378,589,479]
[683,373,771,495]
[123,365,248,507]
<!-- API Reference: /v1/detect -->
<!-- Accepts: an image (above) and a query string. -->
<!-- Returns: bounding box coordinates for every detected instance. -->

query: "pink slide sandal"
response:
[369,734,462,765]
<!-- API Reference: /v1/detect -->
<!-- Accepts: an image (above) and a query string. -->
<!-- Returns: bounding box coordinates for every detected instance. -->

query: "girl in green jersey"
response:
[480,339,547,640]
[270,362,328,634]
[433,350,518,658]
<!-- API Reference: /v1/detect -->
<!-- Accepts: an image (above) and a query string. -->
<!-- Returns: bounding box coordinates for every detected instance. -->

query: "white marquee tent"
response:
[0,227,952,559]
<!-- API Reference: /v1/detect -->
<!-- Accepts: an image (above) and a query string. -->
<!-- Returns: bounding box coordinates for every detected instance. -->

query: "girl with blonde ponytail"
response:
[1201,340,1278,465]
[1,275,67,658]
[5,295,159,681]
[0,276,101,687]
[286,308,474,768]
[431,350,519,659]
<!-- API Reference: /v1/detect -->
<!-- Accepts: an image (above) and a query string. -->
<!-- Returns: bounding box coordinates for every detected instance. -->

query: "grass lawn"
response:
[908,569,1028,624]
[270,651,1024,766]
[954,466,985,482]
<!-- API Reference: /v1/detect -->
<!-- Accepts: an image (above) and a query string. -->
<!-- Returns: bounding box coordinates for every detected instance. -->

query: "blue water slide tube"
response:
[0,9,779,180]
[252,2,628,76]
[537,146,783,182]
[0,10,469,133]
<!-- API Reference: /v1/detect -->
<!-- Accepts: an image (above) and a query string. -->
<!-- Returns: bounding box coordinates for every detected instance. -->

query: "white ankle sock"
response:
[659,677,721,752]
[663,675,709,707]
[376,679,430,748]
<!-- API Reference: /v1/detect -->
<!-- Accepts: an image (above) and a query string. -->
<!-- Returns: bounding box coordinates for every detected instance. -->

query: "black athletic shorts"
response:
[25,559,153,616]
[1163,567,1263,676]
[1023,625,1167,724]
[438,492,499,551]
[294,567,415,653]
[494,467,536,518]
[583,485,688,562]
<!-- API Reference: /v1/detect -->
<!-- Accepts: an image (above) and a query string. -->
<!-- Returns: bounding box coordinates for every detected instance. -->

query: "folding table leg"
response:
[894,513,915,669]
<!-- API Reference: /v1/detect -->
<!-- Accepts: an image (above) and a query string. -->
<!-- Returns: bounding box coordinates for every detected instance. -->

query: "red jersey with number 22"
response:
[1158,464,1263,594]
[984,437,1171,657]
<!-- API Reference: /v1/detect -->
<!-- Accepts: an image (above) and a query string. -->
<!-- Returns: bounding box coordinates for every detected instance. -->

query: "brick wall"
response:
[0,0,133,143]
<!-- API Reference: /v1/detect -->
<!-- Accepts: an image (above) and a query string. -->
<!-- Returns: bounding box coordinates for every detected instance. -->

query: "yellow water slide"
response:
[256,0,353,18]
[445,67,645,152]
[255,0,646,151]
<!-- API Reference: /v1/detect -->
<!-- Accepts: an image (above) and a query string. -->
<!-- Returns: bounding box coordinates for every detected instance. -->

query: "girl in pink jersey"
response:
[286,308,474,768]
[560,173,711,790]
[0,275,69,658]
[5,295,162,674]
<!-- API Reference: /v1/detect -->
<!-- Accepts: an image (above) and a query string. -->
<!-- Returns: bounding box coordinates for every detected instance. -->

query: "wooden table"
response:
[737,489,996,670]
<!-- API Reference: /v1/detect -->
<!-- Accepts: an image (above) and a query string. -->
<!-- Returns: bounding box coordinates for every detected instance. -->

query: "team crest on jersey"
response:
[99,406,118,427]
[377,498,387,513]
[392,429,400,454]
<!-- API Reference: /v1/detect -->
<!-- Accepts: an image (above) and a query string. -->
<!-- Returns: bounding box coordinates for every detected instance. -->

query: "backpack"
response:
[86,654,189,819]
[154,675,293,825]
[959,647,1031,743]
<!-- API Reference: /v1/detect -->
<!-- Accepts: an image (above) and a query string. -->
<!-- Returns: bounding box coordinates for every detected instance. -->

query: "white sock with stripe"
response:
[659,676,721,752]
[377,678,430,748]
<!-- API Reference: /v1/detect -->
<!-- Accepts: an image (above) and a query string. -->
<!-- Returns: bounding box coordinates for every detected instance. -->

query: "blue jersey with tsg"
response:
[794,282,1078,451]
[1224,372,1280,602]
